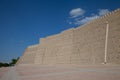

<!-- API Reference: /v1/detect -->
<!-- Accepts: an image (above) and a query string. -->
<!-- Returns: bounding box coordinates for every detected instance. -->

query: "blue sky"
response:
[0,0,120,63]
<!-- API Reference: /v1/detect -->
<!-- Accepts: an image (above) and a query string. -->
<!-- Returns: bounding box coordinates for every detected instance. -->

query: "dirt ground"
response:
[0,64,120,80]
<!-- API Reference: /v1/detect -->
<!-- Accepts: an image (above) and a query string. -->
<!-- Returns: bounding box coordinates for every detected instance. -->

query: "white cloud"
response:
[69,8,85,18]
[68,21,72,24]
[98,9,110,16]
[75,15,99,25]
[68,8,110,25]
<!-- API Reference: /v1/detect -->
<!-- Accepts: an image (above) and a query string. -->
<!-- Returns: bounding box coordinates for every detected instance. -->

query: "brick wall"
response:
[18,8,120,65]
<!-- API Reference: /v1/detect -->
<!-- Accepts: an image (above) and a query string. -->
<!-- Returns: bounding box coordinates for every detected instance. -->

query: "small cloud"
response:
[68,21,72,24]
[75,15,99,25]
[68,8,110,25]
[98,9,110,16]
[69,8,85,18]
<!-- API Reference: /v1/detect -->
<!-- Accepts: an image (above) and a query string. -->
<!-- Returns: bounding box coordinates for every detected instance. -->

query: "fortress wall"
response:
[18,8,120,65]
[17,45,38,64]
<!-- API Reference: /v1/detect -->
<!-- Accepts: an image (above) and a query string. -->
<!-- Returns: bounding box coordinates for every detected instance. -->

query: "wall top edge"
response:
[39,27,75,40]
[39,8,120,42]
[61,27,75,33]
[28,44,39,48]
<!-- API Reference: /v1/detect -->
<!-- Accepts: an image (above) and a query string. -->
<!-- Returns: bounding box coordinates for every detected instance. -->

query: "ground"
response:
[0,64,120,80]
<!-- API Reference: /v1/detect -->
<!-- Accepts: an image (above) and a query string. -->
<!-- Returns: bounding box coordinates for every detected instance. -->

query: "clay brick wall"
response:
[18,8,120,65]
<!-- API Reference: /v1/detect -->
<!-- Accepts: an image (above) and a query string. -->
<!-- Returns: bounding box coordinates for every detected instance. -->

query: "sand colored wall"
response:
[18,9,120,65]
[17,45,38,64]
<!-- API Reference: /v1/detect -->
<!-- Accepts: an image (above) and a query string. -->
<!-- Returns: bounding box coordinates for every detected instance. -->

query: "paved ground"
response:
[0,64,120,80]
[0,67,10,79]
